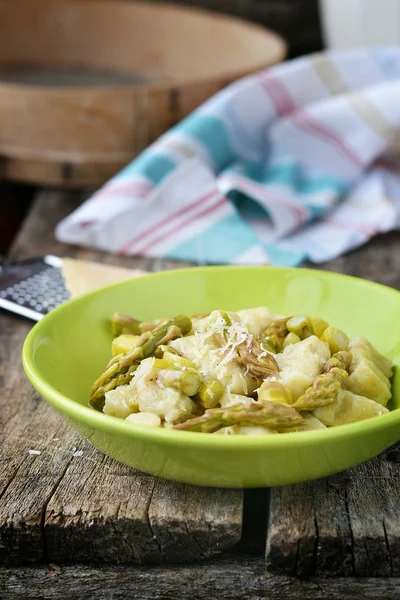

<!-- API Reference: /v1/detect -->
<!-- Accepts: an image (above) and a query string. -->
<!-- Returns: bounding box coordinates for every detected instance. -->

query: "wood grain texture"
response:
[0,191,243,565]
[2,559,400,600]
[266,232,400,577]
[4,188,400,579]
[267,458,400,577]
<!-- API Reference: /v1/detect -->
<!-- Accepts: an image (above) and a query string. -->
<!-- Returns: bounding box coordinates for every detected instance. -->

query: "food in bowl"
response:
[89,307,392,435]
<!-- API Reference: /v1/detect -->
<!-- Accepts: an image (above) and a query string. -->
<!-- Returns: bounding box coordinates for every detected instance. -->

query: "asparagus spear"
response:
[324,350,352,373]
[259,318,289,353]
[174,400,303,433]
[112,310,207,338]
[90,314,192,409]
[236,339,280,379]
[112,312,144,336]
[154,345,180,358]
[111,312,166,336]
[259,316,312,354]
[292,366,348,412]
[309,316,329,338]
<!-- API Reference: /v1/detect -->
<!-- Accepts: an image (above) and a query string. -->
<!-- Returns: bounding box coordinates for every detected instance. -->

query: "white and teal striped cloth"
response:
[56,48,400,266]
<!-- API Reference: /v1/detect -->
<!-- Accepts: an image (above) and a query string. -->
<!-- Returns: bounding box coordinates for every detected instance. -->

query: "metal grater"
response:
[0,255,70,321]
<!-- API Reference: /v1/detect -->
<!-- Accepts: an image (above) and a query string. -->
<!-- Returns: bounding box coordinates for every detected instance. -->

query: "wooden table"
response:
[2,190,400,599]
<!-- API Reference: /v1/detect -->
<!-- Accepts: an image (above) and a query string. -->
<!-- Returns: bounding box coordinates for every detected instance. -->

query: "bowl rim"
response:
[0,2,287,95]
[22,265,400,450]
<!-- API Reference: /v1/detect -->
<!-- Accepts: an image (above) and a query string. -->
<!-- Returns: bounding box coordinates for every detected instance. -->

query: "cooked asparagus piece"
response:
[112,312,166,336]
[309,316,329,338]
[113,311,206,339]
[174,401,304,433]
[324,350,352,373]
[235,338,279,380]
[287,315,313,339]
[91,364,139,411]
[320,325,349,353]
[90,314,192,409]
[283,332,301,349]
[293,365,348,412]
[112,312,143,336]
[197,378,225,409]
[259,318,288,353]
[260,315,313,354]
[154,345,180,359]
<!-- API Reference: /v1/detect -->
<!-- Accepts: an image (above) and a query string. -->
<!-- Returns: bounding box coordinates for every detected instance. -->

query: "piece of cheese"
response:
[62,257,145,297]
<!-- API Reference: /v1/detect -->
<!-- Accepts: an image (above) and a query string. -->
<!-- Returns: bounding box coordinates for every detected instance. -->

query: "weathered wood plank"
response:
[267,473,354,577]
[267,454,400,577]
[2,559,400,600]
[0,191,243,565]
[266,232,400,577]
[4,189,400,574]
[45,454,242,564]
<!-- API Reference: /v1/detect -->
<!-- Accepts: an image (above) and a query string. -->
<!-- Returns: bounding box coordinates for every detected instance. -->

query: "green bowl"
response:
[22,266,400,488]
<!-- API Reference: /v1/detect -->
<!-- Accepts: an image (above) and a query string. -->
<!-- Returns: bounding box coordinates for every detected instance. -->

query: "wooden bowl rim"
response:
[0,2,287,96]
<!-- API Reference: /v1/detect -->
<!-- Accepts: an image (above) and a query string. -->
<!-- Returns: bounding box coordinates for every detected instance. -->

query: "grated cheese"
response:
[239,372,248,395]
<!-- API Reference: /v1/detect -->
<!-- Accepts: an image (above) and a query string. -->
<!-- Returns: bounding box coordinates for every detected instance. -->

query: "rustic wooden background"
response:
[3,191,400,600]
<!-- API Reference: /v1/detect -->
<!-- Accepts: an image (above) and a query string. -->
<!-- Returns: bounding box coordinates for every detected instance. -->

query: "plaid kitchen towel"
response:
[56,48,400,266]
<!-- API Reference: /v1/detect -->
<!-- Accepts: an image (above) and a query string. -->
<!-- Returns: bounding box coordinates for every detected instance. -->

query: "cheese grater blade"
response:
[0,255,70,322]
